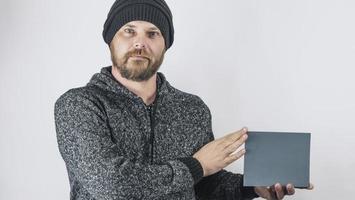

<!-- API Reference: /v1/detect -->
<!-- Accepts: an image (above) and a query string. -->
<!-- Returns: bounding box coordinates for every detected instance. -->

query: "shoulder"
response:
[165,84,211,117]
[175,87,207,106]
[159,73,207,109]
[55,86,95,105]
[54,86,106,116]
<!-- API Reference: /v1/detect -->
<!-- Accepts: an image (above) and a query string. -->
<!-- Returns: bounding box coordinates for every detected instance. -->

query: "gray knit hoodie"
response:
[55,66,258,200]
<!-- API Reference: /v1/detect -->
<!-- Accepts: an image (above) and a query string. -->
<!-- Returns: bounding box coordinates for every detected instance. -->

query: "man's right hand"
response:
[193,127,248,177]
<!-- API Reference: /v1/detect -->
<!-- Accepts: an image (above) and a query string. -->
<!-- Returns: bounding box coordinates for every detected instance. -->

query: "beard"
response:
[110,48,165,82]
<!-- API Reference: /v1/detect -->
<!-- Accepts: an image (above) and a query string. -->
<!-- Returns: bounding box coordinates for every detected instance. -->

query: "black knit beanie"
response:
[103,0,174,49]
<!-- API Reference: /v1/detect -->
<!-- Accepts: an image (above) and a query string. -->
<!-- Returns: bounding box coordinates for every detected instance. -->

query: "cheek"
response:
[111,38,132,56]
[151,43,165,57]
[112,44,128,58]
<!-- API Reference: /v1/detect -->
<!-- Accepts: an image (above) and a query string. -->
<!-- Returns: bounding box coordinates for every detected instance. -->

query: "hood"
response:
[87,66,170,103]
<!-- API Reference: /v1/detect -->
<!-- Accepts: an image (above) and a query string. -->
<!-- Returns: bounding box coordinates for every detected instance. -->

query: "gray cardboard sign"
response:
[243,131,311,188]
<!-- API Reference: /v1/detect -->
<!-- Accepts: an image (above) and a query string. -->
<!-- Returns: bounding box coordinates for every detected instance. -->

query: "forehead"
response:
[122,20,160,31]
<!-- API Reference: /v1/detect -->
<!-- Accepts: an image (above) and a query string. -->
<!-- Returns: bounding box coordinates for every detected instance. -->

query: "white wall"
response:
[1,0,354,199]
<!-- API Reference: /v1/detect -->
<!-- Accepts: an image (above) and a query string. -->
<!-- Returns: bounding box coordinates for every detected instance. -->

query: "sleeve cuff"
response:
[177,157,204,184]
[242,186,259,199]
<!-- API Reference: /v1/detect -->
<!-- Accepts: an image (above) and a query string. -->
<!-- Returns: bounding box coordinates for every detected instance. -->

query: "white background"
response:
[1,0,354,199]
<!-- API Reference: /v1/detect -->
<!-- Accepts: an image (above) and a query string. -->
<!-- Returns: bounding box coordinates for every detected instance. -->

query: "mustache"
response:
[125,50,151,60]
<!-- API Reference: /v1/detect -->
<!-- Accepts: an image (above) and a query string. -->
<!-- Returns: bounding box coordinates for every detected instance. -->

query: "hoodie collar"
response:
[87,66,170,104]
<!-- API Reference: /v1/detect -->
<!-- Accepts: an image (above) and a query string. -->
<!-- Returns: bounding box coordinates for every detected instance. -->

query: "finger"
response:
[223,148,246,165]
[307,183,314,190]
[274,183,285,200]
[224,134,248,154]
[257,186,274,200]
[220,127,248,148]
[268,186,277,200]
[224,127,248,141]
[286,183,295,195]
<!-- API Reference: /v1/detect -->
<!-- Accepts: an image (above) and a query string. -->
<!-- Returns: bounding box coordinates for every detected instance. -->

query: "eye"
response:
[124,28,135,34]
[148,31,160,38]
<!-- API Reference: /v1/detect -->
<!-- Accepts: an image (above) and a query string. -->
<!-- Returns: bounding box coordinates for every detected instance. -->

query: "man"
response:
[55,0,313,199]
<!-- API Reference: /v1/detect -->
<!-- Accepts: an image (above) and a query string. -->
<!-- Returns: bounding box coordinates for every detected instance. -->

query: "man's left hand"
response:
[254,183,314,200]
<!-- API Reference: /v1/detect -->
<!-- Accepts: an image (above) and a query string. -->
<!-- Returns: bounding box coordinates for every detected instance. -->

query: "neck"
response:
[111,66,157,105]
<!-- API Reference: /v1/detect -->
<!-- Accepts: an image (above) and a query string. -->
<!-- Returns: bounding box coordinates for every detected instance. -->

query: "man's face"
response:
[109,21,166,82]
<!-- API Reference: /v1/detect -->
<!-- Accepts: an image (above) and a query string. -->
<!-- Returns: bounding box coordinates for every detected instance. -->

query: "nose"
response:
[134,40,146,50]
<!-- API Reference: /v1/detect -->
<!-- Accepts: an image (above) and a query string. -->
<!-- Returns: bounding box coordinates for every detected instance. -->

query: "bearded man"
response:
[55,0,312,199]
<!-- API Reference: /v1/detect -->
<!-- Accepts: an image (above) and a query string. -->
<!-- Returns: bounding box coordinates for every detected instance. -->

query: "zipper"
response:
[147,76,160,164]
[147,103,157,164]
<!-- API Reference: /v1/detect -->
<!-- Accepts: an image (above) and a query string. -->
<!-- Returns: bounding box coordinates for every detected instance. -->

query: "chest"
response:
[106,102,208,163]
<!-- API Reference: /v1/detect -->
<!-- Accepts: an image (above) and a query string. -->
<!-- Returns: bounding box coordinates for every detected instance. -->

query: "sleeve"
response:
[54,90,200,199]
[195,170,259,200]
[194,100,259,200]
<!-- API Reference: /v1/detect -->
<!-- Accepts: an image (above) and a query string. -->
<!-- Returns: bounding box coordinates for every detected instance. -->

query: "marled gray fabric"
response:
[55,66,255,199]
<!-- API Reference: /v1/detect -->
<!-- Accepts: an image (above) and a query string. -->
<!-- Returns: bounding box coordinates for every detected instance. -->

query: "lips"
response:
[129,55,149,61]
[131,55,147,58]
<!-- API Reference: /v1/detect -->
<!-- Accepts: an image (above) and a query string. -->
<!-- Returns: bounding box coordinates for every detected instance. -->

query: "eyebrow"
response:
[124,24,160,31]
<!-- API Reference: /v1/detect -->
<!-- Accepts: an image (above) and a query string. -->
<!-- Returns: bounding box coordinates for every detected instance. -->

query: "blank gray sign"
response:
[243,131,311,188]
